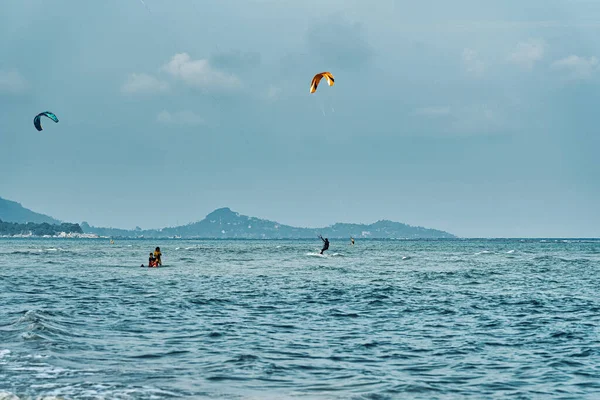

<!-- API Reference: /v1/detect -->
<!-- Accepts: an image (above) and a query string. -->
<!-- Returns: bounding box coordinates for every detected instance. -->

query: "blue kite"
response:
[33,111,59,131]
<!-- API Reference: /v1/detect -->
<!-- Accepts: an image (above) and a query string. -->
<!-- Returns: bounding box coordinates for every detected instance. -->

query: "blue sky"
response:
[1,0,599,237]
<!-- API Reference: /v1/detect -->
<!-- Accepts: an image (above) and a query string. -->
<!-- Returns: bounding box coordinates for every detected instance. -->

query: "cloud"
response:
[265,85,282,101]
[414,106,452,117]
[412,104,505,136]
[449,104,503,135]
[162,53,241,91]
[306,16,373,68]
[209,50,261,72]
[121,73,169,95]
[462,48,485,77]
[508,39,545,69]
[552,55,599,79]
[156,110,205,126]
[0,69,29,95]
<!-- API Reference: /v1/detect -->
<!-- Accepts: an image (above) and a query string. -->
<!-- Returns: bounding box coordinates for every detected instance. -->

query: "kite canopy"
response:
[310,72,334,93]
[33,111,59,131]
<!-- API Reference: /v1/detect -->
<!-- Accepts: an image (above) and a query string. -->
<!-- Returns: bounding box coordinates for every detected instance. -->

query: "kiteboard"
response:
[306,252,343,258]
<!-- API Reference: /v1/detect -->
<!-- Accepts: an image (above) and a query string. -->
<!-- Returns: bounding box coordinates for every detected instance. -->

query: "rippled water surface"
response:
[1,238,600,399]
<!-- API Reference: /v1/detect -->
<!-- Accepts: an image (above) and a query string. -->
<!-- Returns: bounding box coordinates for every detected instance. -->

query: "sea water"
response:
[1,238,599,399]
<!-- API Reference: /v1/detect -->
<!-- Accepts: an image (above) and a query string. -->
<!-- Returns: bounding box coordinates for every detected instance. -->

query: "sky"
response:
[1,0,599,237]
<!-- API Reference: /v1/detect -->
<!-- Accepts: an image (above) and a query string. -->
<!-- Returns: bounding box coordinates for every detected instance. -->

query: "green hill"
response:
[0,197,61,224]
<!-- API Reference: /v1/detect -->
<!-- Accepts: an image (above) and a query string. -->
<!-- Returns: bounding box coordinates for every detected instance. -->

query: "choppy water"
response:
[1,238,600,399]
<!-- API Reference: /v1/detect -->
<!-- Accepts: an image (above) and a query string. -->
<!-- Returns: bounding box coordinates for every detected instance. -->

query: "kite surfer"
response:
[319,235,329,255]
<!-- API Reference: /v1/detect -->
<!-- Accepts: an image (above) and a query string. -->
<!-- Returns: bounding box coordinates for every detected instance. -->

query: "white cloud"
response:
[462,48,485,77]
[0,69,29,94]
[162,53,241,90]
[412,104,505,136]
[414,106,452,117]
[121,73,169,95]
[508,39,545,69]
[450,104,503,135]
[156,110,205,126]
[265,85,282,100]
[552,55,599,79]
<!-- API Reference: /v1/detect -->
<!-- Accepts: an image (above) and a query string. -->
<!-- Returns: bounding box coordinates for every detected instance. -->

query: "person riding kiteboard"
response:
[319,235,329,255]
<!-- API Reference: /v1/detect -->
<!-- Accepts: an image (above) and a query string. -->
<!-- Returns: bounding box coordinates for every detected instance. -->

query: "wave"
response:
[328,308,360,318]
[3,309,83,343]
[2,238,599,398]
[6,247,75,256]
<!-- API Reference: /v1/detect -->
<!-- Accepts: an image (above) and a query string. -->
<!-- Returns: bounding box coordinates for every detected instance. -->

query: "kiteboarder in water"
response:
[319,235,329,255]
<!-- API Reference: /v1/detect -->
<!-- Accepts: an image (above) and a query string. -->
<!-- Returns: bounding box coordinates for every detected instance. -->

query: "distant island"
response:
[81,207,456,239]
[0,196,456,239]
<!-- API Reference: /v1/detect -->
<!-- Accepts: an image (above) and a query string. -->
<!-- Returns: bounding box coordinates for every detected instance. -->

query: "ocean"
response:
[1,238,599,399]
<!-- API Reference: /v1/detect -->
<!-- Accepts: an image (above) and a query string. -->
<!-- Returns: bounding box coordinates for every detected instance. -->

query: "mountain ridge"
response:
[0,197,62,225]
[0,196,456,239]
[82,206,456,239]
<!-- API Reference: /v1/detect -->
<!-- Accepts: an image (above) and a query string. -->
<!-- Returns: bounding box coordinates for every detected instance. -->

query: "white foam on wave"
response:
[507,250,515,254]
[18,382,182,399]
[26,249,44,253]
[306,252,344,258]
[0,391,19,400]
[0,349,10,359]
[9,364,68,379]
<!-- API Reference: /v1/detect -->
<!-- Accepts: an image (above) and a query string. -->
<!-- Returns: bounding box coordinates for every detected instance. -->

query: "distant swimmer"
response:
[154,247,162,266]
[351,237,355,245]
[319,235,329,255]
[149,252,157,267]
[142,252,158,268]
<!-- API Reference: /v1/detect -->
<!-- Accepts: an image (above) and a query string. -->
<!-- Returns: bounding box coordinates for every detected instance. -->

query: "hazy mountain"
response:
[82,207,456,239]
[0,197,61,224]
[0,196,455,239]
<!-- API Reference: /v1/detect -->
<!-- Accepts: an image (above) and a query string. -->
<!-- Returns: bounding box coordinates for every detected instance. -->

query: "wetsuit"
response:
[320,236,329,254]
